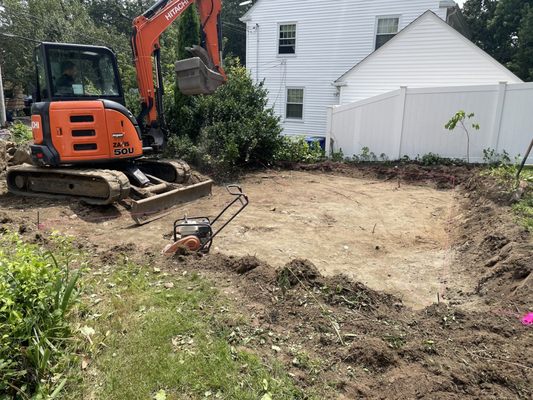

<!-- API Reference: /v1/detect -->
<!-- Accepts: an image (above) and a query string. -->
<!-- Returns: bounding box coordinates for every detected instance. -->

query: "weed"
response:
[383,334,406,349]
[0,233,82,398]
[484,163,533,231]
[8,122,33,143]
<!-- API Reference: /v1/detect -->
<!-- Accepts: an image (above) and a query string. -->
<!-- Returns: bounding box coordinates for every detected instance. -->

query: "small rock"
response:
[153,267,161,273]
[163,282,174,289]
[271,345,281,352]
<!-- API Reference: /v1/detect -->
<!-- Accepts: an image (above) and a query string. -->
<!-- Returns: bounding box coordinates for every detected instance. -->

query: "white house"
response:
[240,0,518,139]
[336,11,522,104]
[240,0,462,138]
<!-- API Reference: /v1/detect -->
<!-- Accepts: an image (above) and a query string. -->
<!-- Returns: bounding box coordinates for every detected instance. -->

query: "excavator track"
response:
[6,165,131,205]
[135,159,192,183]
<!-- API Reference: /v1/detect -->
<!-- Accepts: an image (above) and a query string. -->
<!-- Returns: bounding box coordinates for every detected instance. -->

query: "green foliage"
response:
[331,148,345,162]
[166,64,283,178]
[274,136,325,164]
[8,121,32,143]
[445,110,480,163]
[462,0,533,81]
[0,234,81,398]
[166,6,202,136]
[482,148,511,165]
[416,152,465,166]
[221,0,251,62]
[485,162,533,231]
[0,0,130,91]
[177,6,200,61]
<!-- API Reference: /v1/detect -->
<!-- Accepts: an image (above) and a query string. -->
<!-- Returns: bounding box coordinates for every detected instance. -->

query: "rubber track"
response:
[6,166,131,205]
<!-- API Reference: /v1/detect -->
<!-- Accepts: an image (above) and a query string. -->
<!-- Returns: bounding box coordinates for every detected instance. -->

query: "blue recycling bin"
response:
[305,136,326,150]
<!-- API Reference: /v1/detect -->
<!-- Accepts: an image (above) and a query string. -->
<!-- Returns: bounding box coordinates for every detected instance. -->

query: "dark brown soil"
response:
[293,161,476,189]
[169,252,531,399]
[452,175,532,308]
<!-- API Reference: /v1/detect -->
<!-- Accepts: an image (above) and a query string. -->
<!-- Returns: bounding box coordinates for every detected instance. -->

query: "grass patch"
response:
[67,258,304,400]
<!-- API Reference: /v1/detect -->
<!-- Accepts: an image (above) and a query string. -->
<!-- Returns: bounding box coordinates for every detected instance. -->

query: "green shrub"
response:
[0,234,81,398]
[166,63,283,178]
[482,148,511,165]
[274,136,324,164]
[8,122,32,143]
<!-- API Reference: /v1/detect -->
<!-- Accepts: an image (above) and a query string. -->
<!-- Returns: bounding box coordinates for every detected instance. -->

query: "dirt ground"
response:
[1,170,455,309]
[0,162,531,399]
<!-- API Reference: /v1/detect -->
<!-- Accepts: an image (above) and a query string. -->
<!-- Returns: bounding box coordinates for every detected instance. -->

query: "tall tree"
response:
[0,0,128,90]
[462,0,533,81]
[512,4,533,80]
[221,0,251,63]
[167,4,201,137]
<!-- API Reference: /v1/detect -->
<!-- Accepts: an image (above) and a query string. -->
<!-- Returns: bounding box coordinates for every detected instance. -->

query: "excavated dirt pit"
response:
[1,170,456,309]
[1,164,531,399]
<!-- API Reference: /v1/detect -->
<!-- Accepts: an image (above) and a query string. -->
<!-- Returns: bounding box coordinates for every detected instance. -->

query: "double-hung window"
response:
[375,17,399,50]
[286,88,304,120]
[279,23,296,55]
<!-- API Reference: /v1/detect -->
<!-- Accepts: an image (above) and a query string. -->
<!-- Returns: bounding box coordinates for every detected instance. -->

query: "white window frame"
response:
[374,15,401,50]
[277,22,298,57]
[285,87,305,122]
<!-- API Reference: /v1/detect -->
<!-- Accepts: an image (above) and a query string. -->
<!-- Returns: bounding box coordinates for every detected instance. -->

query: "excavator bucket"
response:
[130,179,213,225]
[175,57,225,95]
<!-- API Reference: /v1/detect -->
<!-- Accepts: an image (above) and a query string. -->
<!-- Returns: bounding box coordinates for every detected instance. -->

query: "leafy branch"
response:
[445,110,480,163]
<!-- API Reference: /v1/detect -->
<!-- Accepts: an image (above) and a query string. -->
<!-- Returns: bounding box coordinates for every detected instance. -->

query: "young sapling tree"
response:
[445,111,480,163]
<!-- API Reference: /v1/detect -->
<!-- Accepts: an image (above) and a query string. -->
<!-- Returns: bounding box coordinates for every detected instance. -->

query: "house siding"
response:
[242,0,448,137]
[338,12,522,104]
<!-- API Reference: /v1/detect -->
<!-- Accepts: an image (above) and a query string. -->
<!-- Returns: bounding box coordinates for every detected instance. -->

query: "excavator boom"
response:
[132,0,226,145]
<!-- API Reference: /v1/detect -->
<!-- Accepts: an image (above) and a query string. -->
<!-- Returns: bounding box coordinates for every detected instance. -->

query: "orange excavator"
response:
[6,0,226,223]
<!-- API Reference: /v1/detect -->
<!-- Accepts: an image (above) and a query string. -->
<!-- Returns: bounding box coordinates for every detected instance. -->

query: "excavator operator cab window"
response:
[49,48,120,98]
[35,43,125,104]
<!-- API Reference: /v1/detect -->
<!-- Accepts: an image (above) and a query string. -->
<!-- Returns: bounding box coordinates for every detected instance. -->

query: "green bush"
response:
[0,234,81,398]
[273,136,324,164]
[166,63,283,178]
[8,122,32,143]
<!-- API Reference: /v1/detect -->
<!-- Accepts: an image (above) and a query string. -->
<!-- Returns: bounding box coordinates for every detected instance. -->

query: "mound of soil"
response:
[453,174,532,306]
[294,161,475,189]
[169,253,531,399]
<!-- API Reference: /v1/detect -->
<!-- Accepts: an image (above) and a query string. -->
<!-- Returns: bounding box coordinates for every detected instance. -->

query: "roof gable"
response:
[239,0,264,22]
[335,10,521,83]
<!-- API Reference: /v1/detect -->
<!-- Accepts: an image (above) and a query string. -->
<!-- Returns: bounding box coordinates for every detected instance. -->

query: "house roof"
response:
[335,10,522,83]
[239,0,263,22]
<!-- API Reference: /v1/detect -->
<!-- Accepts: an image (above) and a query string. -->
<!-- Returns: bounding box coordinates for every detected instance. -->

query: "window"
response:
[286,88,304,119]
[48,48,120,98]
[279,24,296,55]
[375,17,399,50]
[35,50,48,100]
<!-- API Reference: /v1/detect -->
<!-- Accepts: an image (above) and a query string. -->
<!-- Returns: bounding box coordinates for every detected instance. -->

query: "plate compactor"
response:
[163,185,248,254]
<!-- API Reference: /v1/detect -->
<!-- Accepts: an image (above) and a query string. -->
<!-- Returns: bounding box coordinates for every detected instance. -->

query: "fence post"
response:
[393,86,407,159]
[490,81,507,154]
[325,106,333,155]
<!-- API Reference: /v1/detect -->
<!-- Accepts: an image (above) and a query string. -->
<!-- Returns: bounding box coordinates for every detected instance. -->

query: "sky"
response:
[456,0,465,6]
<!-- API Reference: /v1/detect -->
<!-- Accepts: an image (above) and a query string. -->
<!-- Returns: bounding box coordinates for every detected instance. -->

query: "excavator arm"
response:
[131,0,226,146]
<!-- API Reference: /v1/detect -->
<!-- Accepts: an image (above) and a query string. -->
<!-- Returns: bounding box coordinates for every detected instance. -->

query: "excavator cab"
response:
[35,42,124,104]
[30,42,143,167]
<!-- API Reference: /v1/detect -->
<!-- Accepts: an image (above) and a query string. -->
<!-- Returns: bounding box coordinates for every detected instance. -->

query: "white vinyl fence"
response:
[326,82,533,163]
